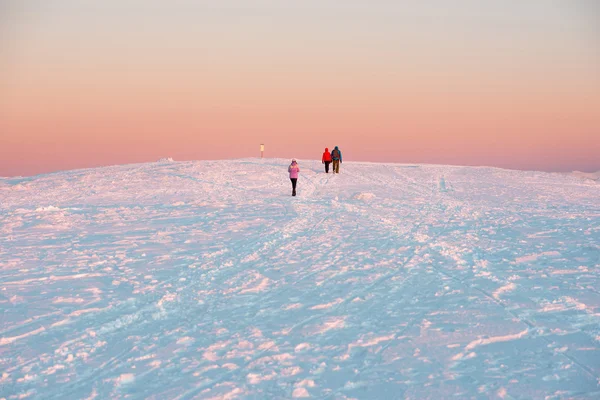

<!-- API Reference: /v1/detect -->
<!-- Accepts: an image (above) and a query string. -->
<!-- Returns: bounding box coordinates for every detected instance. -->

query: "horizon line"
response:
[2,157,598,179]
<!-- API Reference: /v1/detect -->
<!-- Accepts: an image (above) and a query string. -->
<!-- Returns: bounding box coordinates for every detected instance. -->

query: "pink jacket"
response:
[288,162,300,179]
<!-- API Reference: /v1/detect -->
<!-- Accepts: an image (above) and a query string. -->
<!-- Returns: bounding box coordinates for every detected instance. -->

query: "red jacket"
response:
[322,148,332,162]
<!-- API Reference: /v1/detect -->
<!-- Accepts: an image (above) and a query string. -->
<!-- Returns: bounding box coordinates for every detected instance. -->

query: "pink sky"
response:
[1,1,599,176]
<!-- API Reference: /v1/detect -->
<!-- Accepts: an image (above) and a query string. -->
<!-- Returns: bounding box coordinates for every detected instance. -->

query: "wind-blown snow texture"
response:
[1,159,599,399]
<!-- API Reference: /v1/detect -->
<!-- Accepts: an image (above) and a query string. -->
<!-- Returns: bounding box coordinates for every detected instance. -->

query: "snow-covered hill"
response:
[1,159,599,399]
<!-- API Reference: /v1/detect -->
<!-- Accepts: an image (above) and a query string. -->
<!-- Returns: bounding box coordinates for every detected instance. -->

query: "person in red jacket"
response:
[322,148,332,173]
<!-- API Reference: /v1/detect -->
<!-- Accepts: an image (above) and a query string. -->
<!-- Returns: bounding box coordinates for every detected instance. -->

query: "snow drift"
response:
[571,170,600,182]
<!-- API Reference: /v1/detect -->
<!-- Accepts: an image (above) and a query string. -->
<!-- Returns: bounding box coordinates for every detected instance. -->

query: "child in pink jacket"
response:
[288,159,300,196]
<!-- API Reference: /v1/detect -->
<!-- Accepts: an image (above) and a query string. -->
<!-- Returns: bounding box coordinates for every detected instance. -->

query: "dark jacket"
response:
[331,146,342,162]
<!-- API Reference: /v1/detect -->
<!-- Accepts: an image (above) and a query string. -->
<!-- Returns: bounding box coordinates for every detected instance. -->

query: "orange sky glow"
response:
[1,1,599,176]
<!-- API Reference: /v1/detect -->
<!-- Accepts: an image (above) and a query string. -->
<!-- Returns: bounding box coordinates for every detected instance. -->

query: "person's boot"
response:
[292,189,296,196]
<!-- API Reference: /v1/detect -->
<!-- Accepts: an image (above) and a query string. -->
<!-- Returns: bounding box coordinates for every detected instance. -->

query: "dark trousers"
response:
[324,161,331,173]
[332,159,340,173]
[290,178,297,194]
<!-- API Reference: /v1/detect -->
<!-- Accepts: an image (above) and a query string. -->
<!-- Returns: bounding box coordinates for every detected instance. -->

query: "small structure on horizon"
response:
[260,144,265,158]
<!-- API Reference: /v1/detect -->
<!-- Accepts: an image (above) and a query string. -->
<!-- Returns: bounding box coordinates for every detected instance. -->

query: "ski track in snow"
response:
[1,158,599,399]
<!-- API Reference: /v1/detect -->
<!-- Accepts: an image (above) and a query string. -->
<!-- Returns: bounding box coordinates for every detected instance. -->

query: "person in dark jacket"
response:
[322,148,332,173]
[331,146,342,173]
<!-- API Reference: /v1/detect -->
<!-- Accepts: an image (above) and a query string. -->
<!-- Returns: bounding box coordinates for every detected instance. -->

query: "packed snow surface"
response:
[1,159,599,399]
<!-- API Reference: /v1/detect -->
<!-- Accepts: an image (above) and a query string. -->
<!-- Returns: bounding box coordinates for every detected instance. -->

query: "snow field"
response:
[0,159,599,399]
